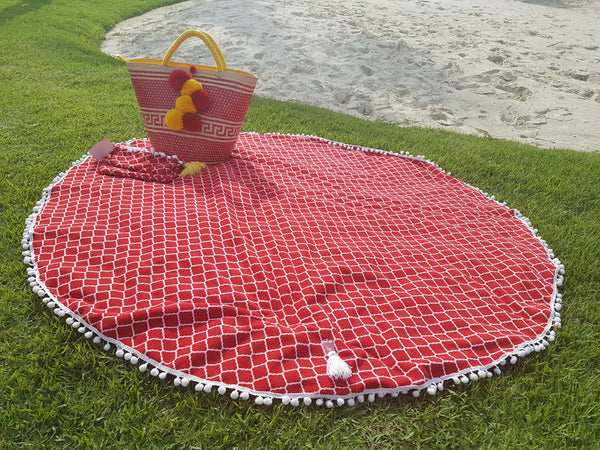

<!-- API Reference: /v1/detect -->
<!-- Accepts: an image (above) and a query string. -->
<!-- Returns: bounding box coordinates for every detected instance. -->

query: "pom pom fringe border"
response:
[22,133,565,407]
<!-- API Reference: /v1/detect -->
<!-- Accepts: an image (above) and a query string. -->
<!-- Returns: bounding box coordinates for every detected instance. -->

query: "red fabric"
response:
[31,134,558,399]
[97,141,183,183]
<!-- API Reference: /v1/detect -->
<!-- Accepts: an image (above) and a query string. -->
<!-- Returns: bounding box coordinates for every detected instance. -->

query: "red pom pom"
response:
[191,89,211,111]
[190,65,197,74]
[182,113,202,132]
[169,69,191,91]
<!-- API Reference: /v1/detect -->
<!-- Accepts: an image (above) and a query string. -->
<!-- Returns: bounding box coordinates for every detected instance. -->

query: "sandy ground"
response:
[102,0,600,152]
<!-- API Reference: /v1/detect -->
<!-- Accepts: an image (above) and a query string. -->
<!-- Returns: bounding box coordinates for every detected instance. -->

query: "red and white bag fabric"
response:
[23,134,564,406]
[124,30,257,163]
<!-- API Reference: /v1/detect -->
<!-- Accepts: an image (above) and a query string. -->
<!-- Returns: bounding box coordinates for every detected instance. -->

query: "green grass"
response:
[1,0,599,448]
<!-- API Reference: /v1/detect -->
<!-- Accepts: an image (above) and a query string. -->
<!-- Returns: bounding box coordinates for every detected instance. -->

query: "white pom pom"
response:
[173,378,181,387]
[326,400,334,408]
[240,391,250,401]
[218,386,227,395]
[203,384,212,393]
[103,343,111,352]
[139,364,148,373]
[281,396,290,405]
[255,397,264,405]
[150,368,159,377]
[93,336,101,344]
[181,378,189,387]
[158,372,167,380]
[264,397,273,406]
[304,397,312,406]
[347,398,355,407]
[290,398,300,407]
[195,383,204,392]
[115,349,124,358]
[315,399,324,406]
[336,398,345,406]
[427,385,437,395]
[326,351,352,380]
[230,391,239,400]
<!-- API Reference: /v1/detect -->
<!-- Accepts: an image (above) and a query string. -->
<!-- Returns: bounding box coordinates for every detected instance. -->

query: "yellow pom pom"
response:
[180,79,203,95]
[165,108,184,130]
[179,161,207,177]
[175,95,197,114]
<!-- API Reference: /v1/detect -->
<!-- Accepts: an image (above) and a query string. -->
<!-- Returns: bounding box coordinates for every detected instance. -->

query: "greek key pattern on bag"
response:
[142,110,242,142]
[201,121,242,139]
[142,111,165,128]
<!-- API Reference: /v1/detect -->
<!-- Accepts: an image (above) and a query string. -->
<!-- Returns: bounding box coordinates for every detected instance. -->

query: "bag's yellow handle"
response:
[162,30,227,71]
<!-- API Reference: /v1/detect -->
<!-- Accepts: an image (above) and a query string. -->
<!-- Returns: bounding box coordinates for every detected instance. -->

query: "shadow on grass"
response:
[0,0,52,27]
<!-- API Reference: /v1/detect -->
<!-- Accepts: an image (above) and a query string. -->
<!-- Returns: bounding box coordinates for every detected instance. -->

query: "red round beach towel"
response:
[23,133,563,406]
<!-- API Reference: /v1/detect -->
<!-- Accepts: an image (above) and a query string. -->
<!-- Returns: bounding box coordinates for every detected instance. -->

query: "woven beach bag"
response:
[124,30,257,163]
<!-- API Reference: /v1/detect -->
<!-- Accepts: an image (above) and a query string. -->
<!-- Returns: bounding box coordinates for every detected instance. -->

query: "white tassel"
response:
[326,351,352,380]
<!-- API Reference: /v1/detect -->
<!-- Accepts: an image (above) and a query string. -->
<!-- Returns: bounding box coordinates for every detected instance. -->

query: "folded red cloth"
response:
[96,140,183,183]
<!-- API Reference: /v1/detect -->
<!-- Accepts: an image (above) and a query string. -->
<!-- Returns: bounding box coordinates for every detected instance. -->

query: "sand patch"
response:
[102,0,600,151]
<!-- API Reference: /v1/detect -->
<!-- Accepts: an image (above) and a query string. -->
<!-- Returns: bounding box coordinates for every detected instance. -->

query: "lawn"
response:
[1,0,599,448]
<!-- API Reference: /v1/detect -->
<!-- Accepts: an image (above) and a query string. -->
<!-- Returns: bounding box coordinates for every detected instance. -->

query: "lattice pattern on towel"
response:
[24,133,563,405]
[96,140,184,183]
